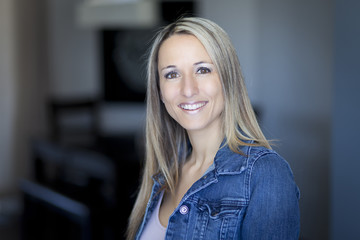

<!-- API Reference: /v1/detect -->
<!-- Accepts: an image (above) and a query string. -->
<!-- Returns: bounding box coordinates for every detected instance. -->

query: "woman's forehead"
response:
[157,34,212,67]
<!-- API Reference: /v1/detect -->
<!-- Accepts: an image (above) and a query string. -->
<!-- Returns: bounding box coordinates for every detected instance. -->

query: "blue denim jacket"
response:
[135,143,300,239]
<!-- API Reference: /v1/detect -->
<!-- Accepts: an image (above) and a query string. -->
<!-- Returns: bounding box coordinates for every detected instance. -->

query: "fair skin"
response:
[157,34,225,227]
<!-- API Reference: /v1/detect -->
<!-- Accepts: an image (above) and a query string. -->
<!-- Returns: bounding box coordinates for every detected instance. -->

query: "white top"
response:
[140,191,167,240]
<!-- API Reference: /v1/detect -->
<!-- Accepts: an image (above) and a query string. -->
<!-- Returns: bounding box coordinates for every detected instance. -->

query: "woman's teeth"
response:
[180,102,206,110]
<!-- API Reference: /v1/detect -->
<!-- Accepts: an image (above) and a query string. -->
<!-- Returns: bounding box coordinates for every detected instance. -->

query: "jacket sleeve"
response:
[241,152,300,240]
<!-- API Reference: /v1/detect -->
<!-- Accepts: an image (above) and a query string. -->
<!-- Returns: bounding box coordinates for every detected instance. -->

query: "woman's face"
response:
[158,34,224,133]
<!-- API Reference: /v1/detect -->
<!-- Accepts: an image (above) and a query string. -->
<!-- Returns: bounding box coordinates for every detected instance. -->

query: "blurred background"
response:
[0,0,359,239]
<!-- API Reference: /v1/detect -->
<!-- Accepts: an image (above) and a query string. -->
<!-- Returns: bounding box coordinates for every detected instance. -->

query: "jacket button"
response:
[179,205,189,215]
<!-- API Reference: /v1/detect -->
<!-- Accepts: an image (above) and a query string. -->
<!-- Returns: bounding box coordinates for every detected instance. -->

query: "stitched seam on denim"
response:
[246,149,280,203]
[216,145,252,175]
[220,217,228,240]
[196,211,208,239]
[196,198,247,207]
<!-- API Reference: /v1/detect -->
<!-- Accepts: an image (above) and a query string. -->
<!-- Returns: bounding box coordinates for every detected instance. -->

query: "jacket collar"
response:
[152,140,251,186]
[212,142,249,175]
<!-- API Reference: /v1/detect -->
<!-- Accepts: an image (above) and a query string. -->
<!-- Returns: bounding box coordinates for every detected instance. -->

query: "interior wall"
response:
[331,0,360,239]
[47,0,100,99]
[0,0,17,193]
[0,0,48,196]
[13,0,49,189]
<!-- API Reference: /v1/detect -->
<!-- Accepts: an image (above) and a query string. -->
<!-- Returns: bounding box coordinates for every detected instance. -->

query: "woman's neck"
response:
[186,122,224,169]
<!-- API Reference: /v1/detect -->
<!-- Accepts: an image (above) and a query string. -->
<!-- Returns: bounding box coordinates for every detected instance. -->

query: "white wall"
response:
[199,0,333,239]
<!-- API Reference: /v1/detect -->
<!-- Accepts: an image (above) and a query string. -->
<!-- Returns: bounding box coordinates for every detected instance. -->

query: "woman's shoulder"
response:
[245,145,299,198]
[246,145,293,175]
[215,143,295,179]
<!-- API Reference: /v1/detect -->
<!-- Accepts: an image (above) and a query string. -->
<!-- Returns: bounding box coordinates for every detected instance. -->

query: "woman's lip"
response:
[178,101,208,111]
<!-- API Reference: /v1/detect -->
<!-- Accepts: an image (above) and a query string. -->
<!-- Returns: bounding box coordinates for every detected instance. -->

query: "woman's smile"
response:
[179,101,208,112]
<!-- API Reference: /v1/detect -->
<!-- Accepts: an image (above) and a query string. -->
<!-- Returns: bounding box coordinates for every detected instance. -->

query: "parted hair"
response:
[126,17,270,240]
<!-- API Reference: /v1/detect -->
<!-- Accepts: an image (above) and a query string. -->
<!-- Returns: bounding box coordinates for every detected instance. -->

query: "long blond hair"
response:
[126,17,270,239]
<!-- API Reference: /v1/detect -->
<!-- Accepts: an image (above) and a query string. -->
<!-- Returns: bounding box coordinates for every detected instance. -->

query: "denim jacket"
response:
[135,143,300,240]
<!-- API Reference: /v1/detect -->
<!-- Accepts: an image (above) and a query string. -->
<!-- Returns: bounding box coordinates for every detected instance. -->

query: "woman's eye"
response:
[165,71,179,79]
[197,67,211,74]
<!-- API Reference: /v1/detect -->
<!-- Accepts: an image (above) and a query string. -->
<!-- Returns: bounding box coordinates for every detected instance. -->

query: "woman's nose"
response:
[180,75,199,97]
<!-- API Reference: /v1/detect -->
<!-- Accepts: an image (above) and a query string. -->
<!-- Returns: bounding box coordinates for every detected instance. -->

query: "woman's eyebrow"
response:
[160,65,176,71]
[194,61,212,66]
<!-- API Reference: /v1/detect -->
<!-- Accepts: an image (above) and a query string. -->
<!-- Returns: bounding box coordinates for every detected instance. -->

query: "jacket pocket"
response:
[193,198,244,240]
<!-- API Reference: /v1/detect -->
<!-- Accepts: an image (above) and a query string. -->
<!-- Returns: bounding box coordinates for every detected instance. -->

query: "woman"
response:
[127,17,300,240]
